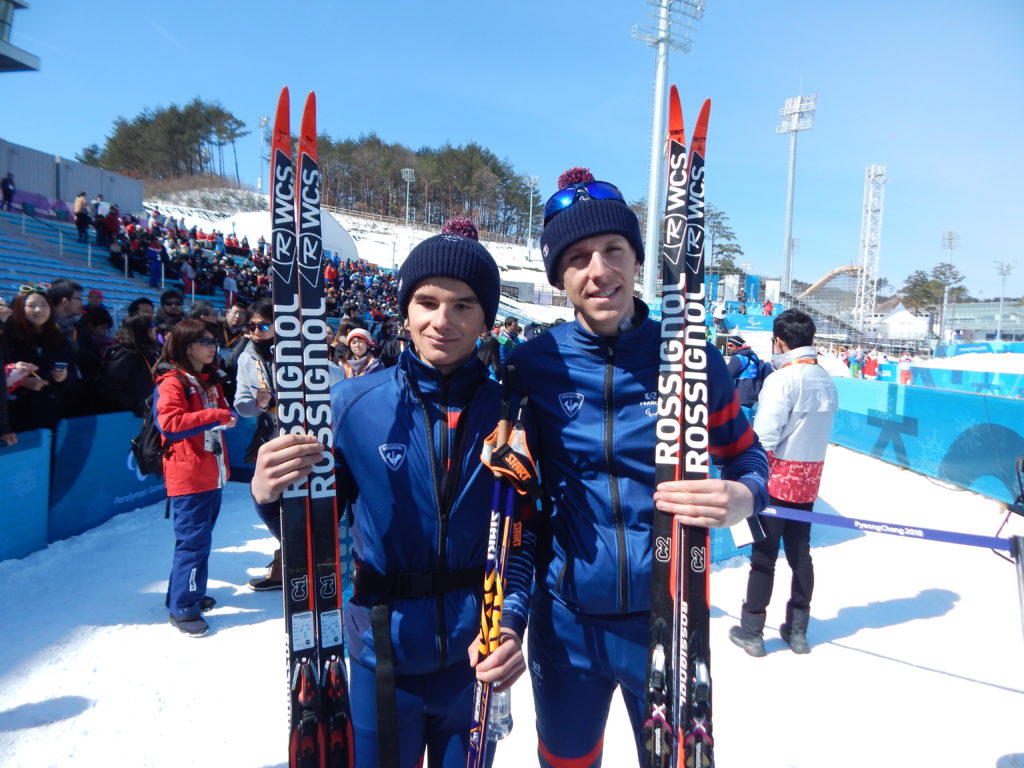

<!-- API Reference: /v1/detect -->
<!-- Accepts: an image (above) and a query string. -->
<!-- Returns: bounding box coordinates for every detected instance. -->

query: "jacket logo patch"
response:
[558,393,584,418]
[378,443,407,471]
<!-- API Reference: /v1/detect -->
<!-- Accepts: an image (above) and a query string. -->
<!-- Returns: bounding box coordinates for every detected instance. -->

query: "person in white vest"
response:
[729,308,838,657]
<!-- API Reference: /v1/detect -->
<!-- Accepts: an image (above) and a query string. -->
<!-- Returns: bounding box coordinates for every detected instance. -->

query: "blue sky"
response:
[3,0,1022,297]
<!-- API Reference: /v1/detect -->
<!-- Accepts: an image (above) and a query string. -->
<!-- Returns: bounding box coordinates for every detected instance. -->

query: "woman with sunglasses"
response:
[154,319,237,637]
[4,289,76,434]
[506,168,770,768]
[232,298,285,591]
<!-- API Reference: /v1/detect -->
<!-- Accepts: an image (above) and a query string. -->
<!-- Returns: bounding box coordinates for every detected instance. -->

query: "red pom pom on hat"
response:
[557,167,595,189]
[441,217,478,240]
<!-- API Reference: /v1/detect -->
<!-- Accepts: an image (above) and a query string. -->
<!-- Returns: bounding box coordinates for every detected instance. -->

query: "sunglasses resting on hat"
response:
[543,181,625,224]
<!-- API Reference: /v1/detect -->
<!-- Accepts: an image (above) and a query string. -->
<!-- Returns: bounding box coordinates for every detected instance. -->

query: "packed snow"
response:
[2,444,1022,767]
[914,352,1024,374]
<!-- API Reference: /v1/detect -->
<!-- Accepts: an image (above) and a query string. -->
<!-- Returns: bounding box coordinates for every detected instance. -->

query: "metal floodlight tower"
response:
[525,175,539,260]
[633,0,707,302]
[995,260,1016,341]
[776,93,817,296]
[401,168,415,225]
[256,114,269,193]
[854,165,887,331]
[939,230,959,342]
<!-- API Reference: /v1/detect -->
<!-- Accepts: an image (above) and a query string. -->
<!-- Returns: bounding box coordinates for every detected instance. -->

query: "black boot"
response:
[728,607,766,657]
[780,604,811,654]
[248,548,283,592]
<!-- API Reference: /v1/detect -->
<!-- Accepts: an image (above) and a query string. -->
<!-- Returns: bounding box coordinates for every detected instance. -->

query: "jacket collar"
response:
[568,297,654,354]
[772,345,817,369]
[399,347,487,401]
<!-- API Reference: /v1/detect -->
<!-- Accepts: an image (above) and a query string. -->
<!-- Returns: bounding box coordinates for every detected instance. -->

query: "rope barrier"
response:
[761,504,1012,552]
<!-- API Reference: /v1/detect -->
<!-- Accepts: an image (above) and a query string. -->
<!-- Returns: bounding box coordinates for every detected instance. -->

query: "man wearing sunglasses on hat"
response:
[506,168,770,768]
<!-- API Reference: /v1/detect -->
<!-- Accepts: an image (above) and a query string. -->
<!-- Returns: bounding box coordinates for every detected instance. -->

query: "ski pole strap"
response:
[370,603,401,768]
[352,566,483,599]
[761,504,1013,552]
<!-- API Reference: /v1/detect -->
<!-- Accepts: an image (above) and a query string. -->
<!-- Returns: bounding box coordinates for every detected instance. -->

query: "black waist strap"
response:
[353,566,483,599]
[365,564,484,767]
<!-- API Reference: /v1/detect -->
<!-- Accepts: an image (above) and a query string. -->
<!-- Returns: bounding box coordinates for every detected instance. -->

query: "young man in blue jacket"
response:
[251,219,532,768]
[508,168,770,768]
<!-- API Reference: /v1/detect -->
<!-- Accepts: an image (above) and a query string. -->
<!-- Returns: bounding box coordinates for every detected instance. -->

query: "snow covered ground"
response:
[2,445,1023,768]
[914,352,1024,374]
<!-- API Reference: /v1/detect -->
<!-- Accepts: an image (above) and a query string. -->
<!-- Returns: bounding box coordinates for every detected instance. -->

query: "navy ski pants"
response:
[528,592,649,768]
[166,488,222,619]
[349,658,488,768]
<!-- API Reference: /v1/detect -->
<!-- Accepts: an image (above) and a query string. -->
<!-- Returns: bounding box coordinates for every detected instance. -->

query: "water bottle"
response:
[487,688,513,741]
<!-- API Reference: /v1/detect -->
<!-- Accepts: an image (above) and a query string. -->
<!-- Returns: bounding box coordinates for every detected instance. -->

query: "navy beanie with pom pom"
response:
[397,217,501,327]
[539,167,645,287]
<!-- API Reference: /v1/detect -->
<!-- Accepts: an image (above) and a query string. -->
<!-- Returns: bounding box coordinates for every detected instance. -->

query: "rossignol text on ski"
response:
[643,86,714,768]
[270,86,353,768]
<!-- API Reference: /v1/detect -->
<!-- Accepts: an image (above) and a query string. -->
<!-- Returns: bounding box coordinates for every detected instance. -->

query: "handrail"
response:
[18,207,68,256]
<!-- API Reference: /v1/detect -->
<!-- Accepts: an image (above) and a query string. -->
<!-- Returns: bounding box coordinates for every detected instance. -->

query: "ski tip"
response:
[693,98,711,138]
[668,84,684,141]
[273,89,291,147]
[300,92,317,150]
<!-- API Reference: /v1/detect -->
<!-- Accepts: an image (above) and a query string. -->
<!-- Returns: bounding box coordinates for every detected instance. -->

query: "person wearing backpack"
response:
[154,319,237,637]
[726,335,770,419]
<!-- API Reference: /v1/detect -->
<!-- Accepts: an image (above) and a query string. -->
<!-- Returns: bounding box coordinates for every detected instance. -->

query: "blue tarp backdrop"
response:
[2,428,52,561]
[829,378,1024,505]
[49,412,167,542]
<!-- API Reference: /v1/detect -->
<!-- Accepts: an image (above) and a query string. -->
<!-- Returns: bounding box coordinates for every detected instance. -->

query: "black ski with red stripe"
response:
[271,86,353,768]
[643,87,714,768]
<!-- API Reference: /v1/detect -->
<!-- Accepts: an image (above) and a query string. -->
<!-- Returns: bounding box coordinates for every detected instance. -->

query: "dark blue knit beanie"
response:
[397,218,501,327]
[540,168,645,286]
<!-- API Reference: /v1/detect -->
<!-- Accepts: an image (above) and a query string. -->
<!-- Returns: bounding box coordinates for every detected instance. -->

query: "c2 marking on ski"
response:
[654,535,671,563]
[689,545,706,574]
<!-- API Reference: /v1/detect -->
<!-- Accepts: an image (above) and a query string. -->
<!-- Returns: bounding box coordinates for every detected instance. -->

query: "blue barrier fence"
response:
[829,378,1024,506]
[3,378,1022,562]
[2,412,257,560]
[2,428,52,561]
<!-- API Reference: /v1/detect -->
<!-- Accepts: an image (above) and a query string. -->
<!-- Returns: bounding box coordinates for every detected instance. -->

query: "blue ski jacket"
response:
[507,301,769,616]
[332,348,534,674]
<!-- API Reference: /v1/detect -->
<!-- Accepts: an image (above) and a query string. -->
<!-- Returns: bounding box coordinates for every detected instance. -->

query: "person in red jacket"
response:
[154,318,237,636]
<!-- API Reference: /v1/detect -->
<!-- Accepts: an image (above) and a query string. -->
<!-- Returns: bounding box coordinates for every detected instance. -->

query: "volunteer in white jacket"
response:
[729,308,838,657]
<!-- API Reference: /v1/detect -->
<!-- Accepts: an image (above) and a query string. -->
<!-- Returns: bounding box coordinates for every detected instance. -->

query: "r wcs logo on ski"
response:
[661,138,687,268]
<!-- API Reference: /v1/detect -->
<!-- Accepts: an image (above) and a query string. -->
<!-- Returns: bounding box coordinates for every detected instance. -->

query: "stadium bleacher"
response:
[0,209,197,319]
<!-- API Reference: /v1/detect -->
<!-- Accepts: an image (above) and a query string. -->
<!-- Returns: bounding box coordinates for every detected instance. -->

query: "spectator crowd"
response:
[0,270,550,443]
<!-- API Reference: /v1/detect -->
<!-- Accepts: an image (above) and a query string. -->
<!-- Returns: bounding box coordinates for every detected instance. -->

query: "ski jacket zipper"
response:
[603,341,629,613]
